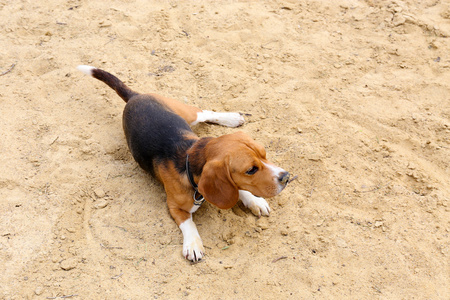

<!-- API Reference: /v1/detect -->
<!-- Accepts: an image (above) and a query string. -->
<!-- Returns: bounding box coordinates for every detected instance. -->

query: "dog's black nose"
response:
[278,171,290,185]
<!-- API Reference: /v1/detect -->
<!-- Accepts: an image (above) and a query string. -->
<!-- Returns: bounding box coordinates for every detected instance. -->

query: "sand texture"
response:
[0,0,449,299]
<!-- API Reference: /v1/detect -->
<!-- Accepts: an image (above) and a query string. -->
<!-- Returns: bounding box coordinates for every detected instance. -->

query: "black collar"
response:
[186,154,205,206]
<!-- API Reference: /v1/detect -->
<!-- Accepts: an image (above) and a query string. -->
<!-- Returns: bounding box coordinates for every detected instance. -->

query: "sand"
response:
[1,0,449,299]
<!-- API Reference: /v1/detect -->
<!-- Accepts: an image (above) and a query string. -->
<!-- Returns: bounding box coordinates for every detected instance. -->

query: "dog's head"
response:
[198,131,290,209]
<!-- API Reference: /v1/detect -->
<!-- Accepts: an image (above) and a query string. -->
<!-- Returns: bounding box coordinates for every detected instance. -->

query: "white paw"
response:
[239,190,271,217]
[192,111,245,127]
[179,218,205,262]
[183,236,205,262]
[218,112,245,127]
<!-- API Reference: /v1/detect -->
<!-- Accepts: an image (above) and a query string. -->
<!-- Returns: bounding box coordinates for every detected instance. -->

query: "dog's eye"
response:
[246,166,259,175]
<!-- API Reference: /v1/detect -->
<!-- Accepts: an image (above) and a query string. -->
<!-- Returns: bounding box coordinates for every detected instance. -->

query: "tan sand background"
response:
[1,0,449,299]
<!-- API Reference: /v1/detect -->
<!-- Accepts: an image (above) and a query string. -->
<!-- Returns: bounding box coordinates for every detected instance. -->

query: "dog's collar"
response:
[185,154,205,206]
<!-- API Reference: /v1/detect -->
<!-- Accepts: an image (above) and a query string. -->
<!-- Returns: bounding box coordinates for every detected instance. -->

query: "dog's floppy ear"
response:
[198,160,239,209]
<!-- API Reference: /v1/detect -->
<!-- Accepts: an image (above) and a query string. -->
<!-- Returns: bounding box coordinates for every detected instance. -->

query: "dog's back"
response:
[123,95,195,175]
[77,65,195,175]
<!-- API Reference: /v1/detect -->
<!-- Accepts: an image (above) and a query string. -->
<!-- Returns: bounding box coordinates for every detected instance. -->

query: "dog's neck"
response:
[186,137,212,182]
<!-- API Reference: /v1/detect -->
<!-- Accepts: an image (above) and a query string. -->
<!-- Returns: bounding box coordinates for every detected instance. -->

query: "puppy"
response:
[77,65,290,261]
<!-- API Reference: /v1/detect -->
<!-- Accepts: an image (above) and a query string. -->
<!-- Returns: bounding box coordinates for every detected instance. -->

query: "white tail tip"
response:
[77,65,96,76]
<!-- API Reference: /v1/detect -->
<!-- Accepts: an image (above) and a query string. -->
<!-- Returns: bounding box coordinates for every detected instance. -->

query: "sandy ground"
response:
[1,0,449,299]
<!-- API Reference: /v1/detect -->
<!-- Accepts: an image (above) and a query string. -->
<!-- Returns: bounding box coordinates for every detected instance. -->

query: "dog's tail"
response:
[77,65,138,103]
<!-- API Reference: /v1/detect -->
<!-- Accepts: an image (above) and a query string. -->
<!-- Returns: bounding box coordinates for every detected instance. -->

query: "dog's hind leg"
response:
[145,93,245,128]
[190,110,245,127]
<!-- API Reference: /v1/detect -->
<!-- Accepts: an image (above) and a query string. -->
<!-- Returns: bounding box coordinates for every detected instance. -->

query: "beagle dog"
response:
[77,65,290,262]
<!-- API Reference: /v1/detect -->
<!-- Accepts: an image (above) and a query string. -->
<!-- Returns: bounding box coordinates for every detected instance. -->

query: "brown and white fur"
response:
[77,65,290,261]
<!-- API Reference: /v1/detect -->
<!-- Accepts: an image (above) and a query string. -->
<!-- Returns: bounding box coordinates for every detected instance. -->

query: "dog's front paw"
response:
[180,218,205,262]
[239,190,271,217]
[246,196,271,217]
[183,235,205,262]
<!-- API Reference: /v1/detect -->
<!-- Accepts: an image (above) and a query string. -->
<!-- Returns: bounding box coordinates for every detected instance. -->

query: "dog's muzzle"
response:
[278,171,290,186]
